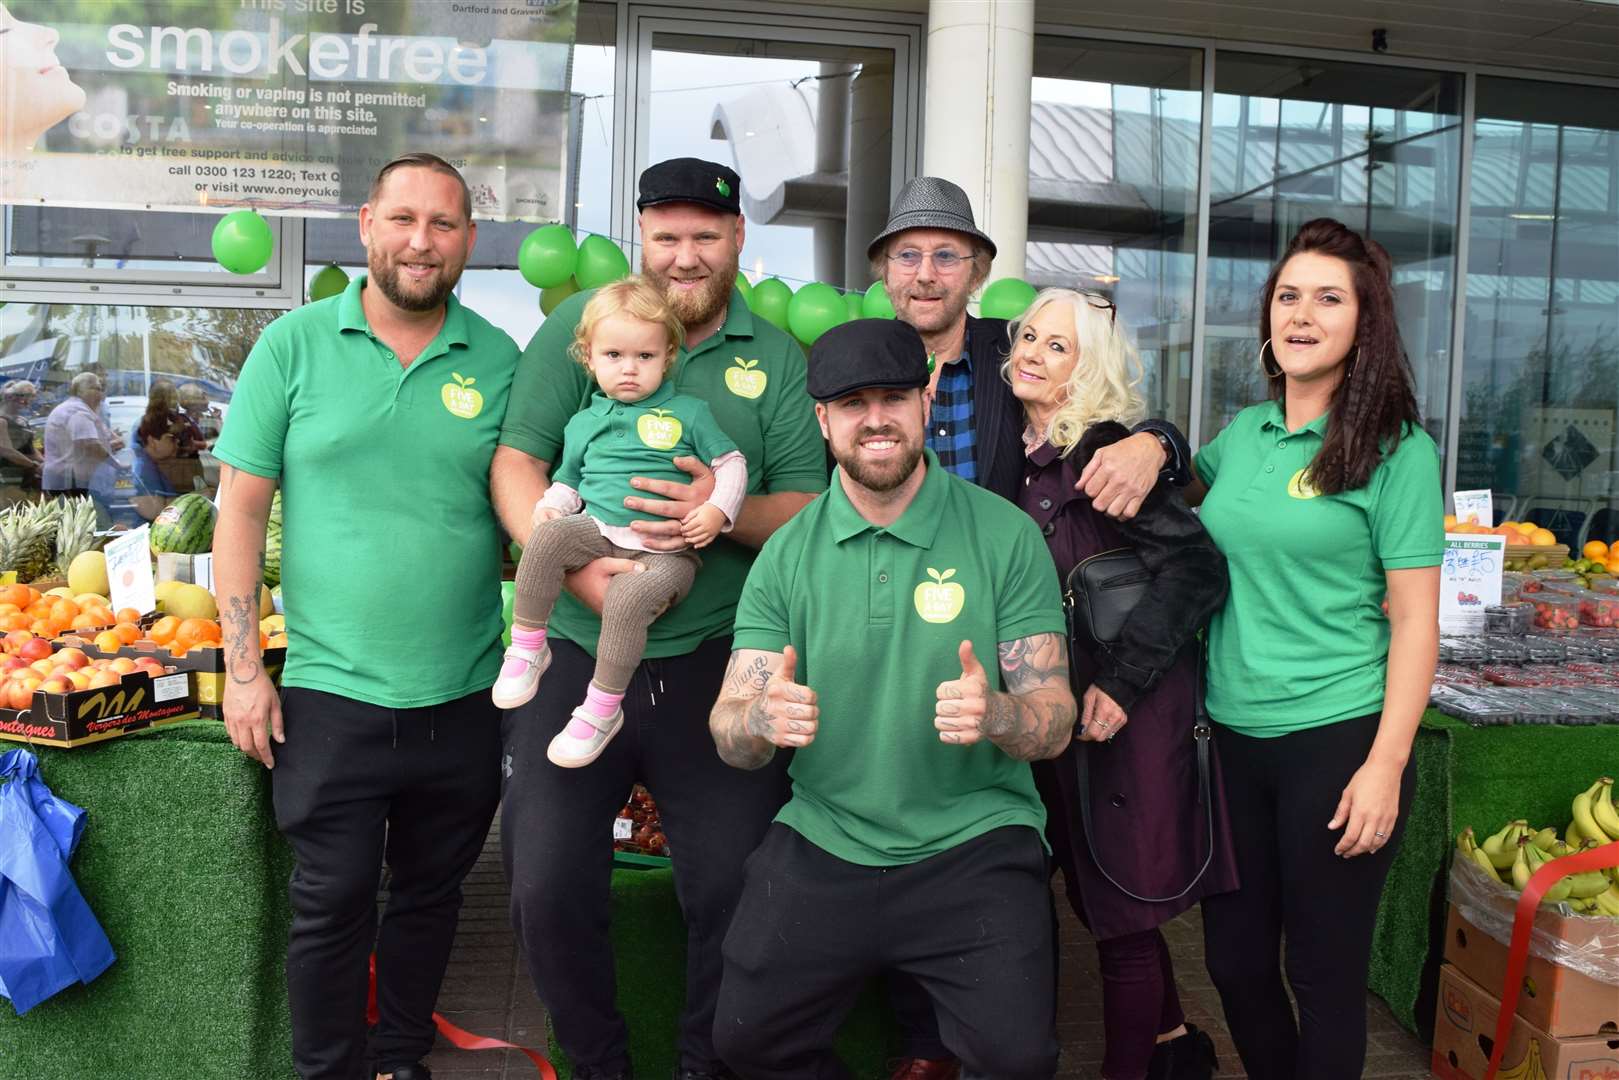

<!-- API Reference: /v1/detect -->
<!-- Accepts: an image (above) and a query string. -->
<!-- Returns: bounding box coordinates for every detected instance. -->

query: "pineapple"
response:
[51,496,99,578]
[11,502,57,583]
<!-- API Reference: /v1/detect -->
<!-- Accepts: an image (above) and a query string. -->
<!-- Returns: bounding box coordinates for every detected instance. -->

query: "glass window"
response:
[644,32,897,291]
[1199,54,1462,453]
[1029,36,1203,431]
[304,1,617,350]
[1456,77,1619,546]
[0,302,275,526]
[5,206,284,283]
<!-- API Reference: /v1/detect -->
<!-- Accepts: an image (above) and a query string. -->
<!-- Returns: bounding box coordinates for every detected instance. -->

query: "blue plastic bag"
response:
[0,748,116,1014]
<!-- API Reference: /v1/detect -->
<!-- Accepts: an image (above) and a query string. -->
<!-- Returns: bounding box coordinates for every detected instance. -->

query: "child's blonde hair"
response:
[569,276,685,373]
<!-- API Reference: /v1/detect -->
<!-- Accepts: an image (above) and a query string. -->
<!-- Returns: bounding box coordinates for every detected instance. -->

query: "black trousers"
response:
[1199,713,1415,1080]
[714,824,1059,1080]
[272,686,503,1080]
[501,636,791,1075]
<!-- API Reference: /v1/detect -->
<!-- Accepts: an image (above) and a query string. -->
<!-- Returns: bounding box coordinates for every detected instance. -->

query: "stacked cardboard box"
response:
[1431,902,1619,1079]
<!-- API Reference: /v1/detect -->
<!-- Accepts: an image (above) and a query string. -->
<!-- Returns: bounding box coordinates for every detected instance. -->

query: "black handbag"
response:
[1062,547,1215,904]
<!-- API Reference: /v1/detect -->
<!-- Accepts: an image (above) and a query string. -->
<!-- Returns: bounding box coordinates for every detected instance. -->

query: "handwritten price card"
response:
[1440,533,1506,635]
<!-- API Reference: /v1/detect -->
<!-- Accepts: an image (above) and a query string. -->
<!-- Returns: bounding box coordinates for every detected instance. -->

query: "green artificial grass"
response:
[0,722,296,1079]
[1368,710,1619,1039]
[548,865,893,1079]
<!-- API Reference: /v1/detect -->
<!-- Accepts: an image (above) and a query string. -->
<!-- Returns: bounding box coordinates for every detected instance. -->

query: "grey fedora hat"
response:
[867,176,997,261]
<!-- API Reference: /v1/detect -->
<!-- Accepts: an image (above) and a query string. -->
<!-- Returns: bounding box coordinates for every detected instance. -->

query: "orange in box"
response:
[1431,963,1619,1080]
[1444,902,1619,1038]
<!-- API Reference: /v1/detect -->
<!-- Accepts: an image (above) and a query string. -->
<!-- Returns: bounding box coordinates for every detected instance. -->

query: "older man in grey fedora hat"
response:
[868,177,1190,523]
[870,177,1196,1080]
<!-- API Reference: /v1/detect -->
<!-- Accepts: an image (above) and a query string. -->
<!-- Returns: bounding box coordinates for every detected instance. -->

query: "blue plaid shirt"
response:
[927,352,977,483]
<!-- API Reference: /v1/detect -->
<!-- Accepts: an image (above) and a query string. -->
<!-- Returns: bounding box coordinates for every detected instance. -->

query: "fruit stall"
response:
[1366,523,1619,1076]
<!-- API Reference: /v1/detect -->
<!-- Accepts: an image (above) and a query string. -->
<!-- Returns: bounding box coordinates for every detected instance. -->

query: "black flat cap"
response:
[636,157,741,214]
[807,320,930,402]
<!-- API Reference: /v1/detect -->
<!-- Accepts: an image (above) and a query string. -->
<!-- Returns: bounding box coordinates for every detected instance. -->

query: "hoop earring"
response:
[1258,338,1284,379]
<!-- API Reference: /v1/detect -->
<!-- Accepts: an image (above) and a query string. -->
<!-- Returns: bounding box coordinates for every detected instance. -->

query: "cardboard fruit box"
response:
[57,634,286,720]
[0,667,198,748]
[1431,963,1619,1080]
[1445,902,1619,1038]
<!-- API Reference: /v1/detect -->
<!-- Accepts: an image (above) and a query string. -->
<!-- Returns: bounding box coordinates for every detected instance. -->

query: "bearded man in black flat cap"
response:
[707,319,1076,1080]
[492,158,827,1080]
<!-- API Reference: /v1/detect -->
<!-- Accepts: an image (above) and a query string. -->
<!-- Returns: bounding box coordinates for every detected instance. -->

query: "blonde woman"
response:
[1006,289,1236,1080]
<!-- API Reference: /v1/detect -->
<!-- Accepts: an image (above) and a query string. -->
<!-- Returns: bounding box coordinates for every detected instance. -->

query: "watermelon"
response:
[150,493,217,554]
[262,490,283,587]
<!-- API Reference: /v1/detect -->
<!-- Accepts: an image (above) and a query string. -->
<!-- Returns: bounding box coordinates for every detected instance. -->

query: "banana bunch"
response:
[1494,1036,1545,1080]
[1569,777,1619,846]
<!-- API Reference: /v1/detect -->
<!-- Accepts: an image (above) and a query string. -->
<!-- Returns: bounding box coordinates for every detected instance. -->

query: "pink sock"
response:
[566,683,624,737]
[512,625,547,651]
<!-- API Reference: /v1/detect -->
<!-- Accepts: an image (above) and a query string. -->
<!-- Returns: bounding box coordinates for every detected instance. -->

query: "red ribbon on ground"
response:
[1482,839,1619,1080]
[368,954,557,1080]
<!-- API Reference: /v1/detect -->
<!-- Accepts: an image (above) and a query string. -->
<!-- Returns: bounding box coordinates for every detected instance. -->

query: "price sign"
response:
[104,526,156,616]
[1441,533,1506,635]
[1452,489,1493,528]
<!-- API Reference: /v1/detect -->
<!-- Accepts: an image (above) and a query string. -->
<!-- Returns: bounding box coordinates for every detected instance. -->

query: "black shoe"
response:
[383,1065,431,1080]
[1146,1023,1219,1080]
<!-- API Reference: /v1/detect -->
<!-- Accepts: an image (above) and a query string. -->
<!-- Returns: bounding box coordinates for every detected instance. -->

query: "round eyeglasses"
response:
[887,249,976,273]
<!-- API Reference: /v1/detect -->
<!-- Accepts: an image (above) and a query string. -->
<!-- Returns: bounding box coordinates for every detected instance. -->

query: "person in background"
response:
[1108,218,1441,1079]
[0,380,43,504]
[213,152,517,1080]
[142,378,204,493]
[710,318,1075,1080]
[88,416,179,529]
[41,371,120,497]
[868,176,1197,1080]
[178,381,223,446]
[490,157,826,1080]
[1006,289,1235,1080]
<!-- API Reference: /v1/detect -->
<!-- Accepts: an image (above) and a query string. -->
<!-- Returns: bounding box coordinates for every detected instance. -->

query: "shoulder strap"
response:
[1073,647,1214,904]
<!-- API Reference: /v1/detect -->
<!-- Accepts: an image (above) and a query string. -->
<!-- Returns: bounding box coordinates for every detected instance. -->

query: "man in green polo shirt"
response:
[708,319,1075,1080]
[489,158,827,1080]
[214,153,516,1080]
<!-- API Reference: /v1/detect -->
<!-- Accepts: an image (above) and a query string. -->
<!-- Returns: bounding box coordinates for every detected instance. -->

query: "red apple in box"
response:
[131,658,166,678]
[86,668,120,690]
[38,675,69,695]
[17,637,52,662]
[54,647,89,671]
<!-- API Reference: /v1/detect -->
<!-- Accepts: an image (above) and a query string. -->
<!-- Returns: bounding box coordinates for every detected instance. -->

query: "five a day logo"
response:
[441,373,484,418]
[725,357,767,399]
[914,568,965,623]
[637,408,683,450]
[1287,468,1320,500]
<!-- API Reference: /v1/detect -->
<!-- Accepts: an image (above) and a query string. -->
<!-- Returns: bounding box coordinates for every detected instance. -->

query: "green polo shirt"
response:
[215,276,518,707]
[732,450,1064,866]
[555,382,739,528]
[501,288,826,658]
[1193,402,1443,736]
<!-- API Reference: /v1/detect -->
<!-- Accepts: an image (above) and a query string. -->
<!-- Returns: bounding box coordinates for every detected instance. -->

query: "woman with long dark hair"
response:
[1184,218,1442,1078]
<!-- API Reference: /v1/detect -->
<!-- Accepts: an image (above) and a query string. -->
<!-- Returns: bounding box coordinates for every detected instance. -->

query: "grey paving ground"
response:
[409,818,1432,1079]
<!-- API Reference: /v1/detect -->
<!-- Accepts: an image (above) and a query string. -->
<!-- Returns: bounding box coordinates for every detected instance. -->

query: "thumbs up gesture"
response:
[746,644,820,749]
[935,640,992,746]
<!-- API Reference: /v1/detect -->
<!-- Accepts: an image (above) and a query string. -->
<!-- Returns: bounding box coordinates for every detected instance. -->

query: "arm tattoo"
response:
[225,592,263,685]
[710,651,778,770]
[985,633,1076,761]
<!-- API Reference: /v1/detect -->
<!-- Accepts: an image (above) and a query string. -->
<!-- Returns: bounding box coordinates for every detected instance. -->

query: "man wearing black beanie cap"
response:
[707,318,1077,1080]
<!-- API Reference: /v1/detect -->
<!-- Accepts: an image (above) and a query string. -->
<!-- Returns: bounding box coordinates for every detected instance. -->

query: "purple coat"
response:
[1021,423,1240,940]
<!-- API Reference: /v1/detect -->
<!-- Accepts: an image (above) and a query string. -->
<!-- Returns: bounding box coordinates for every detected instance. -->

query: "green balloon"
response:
[518,224,578,289]
[211,210,274,275]
[540,277,582,316]
[862,281,896,319]
[750,278,792,331]
[574,234,630,289]
[844,292,864,321]
[788,282,847,345]
[307,264,349,302]
[979,277,1039,321]
[734,272,754,304]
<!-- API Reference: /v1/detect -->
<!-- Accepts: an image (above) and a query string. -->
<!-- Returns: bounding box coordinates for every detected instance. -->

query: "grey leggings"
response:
[512,513,699,692]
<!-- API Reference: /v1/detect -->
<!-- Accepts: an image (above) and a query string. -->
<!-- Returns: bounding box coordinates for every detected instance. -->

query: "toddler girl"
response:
[493,277,746,767]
